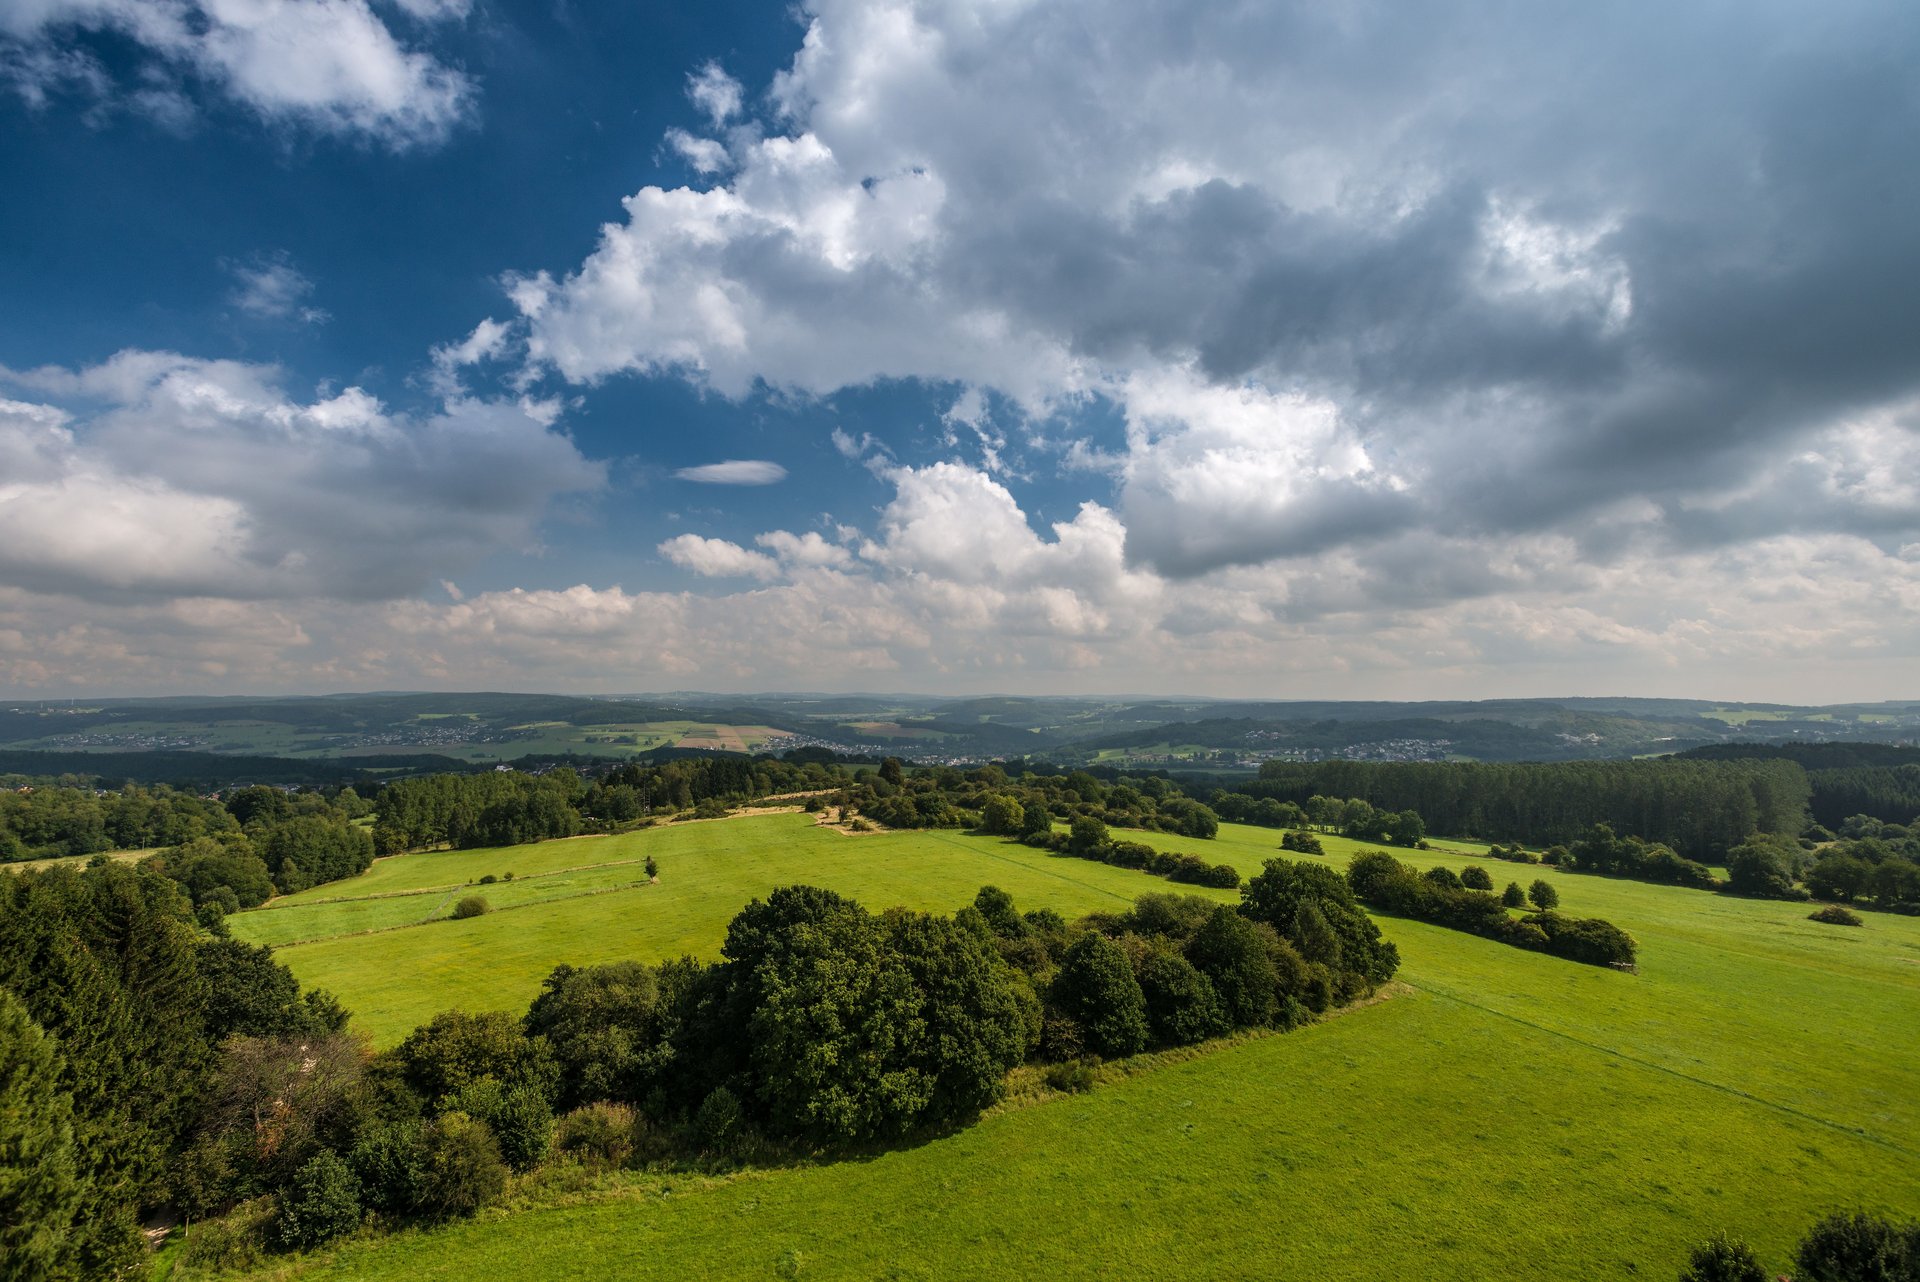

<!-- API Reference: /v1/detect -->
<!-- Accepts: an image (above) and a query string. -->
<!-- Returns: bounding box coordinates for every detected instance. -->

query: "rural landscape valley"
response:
[7,0,1919,1276]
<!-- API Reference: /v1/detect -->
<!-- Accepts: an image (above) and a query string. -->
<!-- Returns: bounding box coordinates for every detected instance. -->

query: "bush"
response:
[1502,882,1527,908]
[693,1086,745,1154]
[1808,905,1864,927]
[1527,912,1637,968]
[554,1102,637,1168]
[412,1114,507,1219]
[273,1150,361,1251]
[1043,1059,1096,1093]
[180,1199,272,1274]
[1678,1232,1768,1282]
[478,873,498,885]
[1528,879,1559,911]
[1459,866,1494,891]
[449,1079,552,1172]
[1793,1210,1920,1281]
[1280,830,1323,855]
[347,1121,421,1216]
[1424,866,1463,890]
[452,895,490,920]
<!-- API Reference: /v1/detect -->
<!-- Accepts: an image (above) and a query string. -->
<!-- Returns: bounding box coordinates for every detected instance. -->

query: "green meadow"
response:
[226,815,1920,1281]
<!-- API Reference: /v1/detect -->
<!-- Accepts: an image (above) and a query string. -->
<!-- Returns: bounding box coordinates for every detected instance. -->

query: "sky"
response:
[1,0,1917,702]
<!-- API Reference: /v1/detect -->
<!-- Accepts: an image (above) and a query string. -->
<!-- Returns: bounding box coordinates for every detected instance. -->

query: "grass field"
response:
[225,816,1920,1281]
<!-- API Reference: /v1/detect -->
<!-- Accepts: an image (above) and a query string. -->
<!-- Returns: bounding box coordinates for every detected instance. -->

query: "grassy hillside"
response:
[223,815,1920,1281]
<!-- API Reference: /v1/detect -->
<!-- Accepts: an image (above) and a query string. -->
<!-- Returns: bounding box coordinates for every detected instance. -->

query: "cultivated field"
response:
[228,816,1920,1280]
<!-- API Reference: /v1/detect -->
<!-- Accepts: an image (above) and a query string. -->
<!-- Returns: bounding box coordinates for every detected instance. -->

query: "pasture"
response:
[227,816,1920,1280]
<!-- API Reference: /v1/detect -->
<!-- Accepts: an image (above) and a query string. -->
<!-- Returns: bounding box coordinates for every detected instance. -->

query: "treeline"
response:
[1677,742,1920,828]
[0,783,241,861]
[145,785,376,926]
[852,760,1222,840]
[1232,758,1810,859]
[1347,851,1638,969]
[0,860,347,1279]
[1211,792,1428,846]
[375,757,839,854]
[122,873,1397,1270]
[993,810,1240,888]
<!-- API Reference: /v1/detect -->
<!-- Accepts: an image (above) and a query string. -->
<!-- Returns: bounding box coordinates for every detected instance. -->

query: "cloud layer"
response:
[0,351,600,602]
[1,0,473,145]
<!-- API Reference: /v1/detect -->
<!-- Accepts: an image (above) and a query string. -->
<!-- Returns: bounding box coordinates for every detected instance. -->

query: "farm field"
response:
[227,814,1920,1281]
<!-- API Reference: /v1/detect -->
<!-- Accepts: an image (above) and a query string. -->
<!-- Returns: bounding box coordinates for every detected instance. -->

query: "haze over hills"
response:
[3,691,1915,777]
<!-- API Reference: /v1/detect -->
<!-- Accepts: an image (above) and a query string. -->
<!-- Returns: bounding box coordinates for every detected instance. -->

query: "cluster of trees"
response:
[1679,741,1920,828]
[1234,759,1810,860]
[374,770,586,854]
[145,787,375,926]
[857,762,1223,842]
[1003,812,1240,889]
[579,755,832,825]
[111,874,1401,1268]
[1211,792,1427,846]
[1679,1209,1920,1281]
[0,782,243,861]
[1347,851,1638,969]
[1562,824,1720,889]
[0,859,347,1278]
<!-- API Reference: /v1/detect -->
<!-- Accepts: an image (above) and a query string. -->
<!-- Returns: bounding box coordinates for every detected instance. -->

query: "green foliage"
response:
[980,795,1026,836]
[553,1103,637,1168]
[412,1113,507,1220]
[1241,858,1398,985]
[1280,830,1324,855]
[1459,865,1494,891]
[1135,948,1229,1046]
[448,1079,553,1172]
[524,962,667,1108]
[1503,882,1527,908]
[1051,933,1149,1058]
[1809,905,1864,926]
[1184,907,1278,1028]
[393,1010,559,1107]
[1068,815,1110,855]
[273,1150,362,1252]
[694,1086,745,1154]
[452,895,491,919]
[347,1120,423,1216]
[1726,834,1806,899]
[1243,757,1810,859]
[1793,1210,1920,1281]
[1288,900,1342,968]
[0,989,84,1282]
[1678,1232,1768,1282]
[1529,879,1560,911]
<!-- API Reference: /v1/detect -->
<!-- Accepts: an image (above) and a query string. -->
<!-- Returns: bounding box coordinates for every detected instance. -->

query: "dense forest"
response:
[1226,759,1811,859]
[1677,742,1920,828]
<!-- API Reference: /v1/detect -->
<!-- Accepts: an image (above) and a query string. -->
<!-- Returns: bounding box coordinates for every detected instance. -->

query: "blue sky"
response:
[1,0,1917,699]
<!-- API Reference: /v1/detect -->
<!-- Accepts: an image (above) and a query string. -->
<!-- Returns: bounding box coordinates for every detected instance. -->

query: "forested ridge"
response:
[1226,759,1811,859]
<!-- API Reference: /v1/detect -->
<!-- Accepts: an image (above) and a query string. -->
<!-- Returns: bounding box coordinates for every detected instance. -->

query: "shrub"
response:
[1424,866,1464,890]
[693,1086,745,1154]
[347,1121,421,1216]
[180,1199,272,1274]
[452,895,490,920]
[1043,1059,1096,1094]
[644,856,659,880]
[1808,905,1864,927]
[1528,879,1559,911]
[273,1150,361,1251]
[1502,882,1527,908]
[1280,830,1323,855]
[412,1114,507,1219]
[478,874,498,885]
[449,1079,552,1172]
[1459,866,1494,891]
[1527,912,1637,968]
[554,1102,637,1168]
[1068,815,1110,855]
[1793,1210,1920,1281]
[1678,1231,1768,1282]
